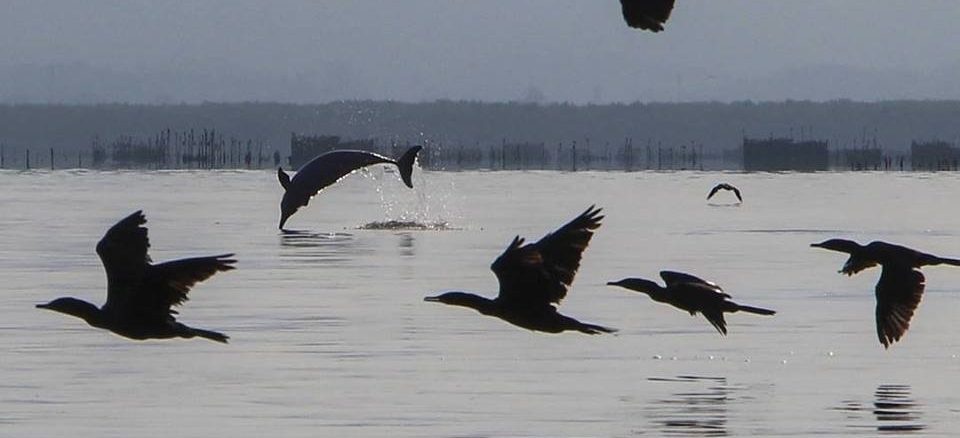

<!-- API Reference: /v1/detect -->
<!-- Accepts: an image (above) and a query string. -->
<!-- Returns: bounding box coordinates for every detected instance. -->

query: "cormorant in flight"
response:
[278,145,422,229]
[811,239,960,348]
[425,206,616,334]
[36,211,235,343]
[707,183,742,203]
[607,271,775,335]
[620,0,676,32]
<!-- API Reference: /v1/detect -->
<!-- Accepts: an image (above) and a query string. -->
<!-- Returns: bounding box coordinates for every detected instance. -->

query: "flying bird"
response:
[707,183,742,203]
[36,211,235,343]
[620,0,676,32]
[425,205,615,334]
[811,239,960,348]
[278,145,422,229]
[607,271,775,335]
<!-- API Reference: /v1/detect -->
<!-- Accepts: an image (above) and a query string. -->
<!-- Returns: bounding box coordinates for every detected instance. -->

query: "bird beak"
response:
[423,296,441,302]
[278,214,288,230]
[35,303,48,309]
[810,242,824,248]
[606,281,621,286]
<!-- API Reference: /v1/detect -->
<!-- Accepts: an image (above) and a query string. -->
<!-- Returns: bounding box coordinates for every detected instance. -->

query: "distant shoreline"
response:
[1,100,958,170]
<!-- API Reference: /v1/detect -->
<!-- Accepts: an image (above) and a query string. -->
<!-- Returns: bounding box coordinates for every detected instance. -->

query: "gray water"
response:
[2,169,959,437]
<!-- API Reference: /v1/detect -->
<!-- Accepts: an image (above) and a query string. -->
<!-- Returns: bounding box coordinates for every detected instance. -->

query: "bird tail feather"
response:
[579,323,618,335]
[395,145,423,188]
[935,256,960,267]
[191,328,229,343]
[737,304,776,316]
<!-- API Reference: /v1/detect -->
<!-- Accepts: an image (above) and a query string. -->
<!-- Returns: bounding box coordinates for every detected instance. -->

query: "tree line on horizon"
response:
[1,100,958,168]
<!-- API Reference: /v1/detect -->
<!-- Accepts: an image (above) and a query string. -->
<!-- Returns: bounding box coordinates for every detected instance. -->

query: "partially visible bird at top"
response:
[811,239,960,348]
[620,0,676,32]
[424,205,616,335]
[707,183,742,203]
[36,211,235,343]
[277,145,422,230]
[607,271,775,335]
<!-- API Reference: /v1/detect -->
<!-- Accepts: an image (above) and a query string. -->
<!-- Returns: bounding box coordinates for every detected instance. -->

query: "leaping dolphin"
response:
[278,145,423,229]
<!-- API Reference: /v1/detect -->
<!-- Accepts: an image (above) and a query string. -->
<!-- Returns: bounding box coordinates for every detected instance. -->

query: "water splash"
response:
[357,220,456,231]
[361,163,462,230]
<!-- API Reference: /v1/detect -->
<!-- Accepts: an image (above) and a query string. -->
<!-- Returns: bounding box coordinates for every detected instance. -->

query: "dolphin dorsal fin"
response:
[278,167,291,190]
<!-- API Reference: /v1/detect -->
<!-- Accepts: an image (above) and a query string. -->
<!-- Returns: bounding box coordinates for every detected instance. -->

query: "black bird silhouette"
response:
[425,206,615,334]
[278,145,422,229]
[707,183,742,203]
[36,211,235,343]
[620,0,676,32]
[607,271,775,335]
[811,239,960,348]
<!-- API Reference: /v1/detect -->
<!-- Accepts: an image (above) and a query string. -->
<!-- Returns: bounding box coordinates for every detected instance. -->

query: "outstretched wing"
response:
[620,0,675,32]
[492,206,603,305]
[707,184,722,200]
[144,254,237,314]
[701,309,728,335]
[875,266,925,348]
[660,271,728,297]
[98,211,151,311]
[842,255,878,276]
[731,186,743,202]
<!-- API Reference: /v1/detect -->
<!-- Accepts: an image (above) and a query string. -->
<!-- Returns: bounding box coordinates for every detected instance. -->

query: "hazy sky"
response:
[2,0,959,103]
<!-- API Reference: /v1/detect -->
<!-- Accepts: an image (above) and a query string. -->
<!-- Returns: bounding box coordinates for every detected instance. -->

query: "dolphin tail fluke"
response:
[395,145,423,188]
[278,167,291,190]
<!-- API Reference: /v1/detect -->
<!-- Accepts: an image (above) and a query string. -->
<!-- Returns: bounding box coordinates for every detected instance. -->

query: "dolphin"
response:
[277,145,423,229]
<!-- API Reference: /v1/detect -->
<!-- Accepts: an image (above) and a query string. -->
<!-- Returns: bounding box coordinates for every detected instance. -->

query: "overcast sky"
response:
[1,0,959,104]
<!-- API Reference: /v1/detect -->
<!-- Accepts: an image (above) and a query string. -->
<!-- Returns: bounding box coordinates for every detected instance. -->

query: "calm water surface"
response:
[1,169,959,437]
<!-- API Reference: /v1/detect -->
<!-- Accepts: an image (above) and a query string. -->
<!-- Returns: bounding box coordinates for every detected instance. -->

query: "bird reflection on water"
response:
[644,375,733,436]
[835,385,925,434]
[874,385,925,433]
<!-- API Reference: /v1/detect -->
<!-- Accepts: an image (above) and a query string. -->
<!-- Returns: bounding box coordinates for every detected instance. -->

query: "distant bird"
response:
[811,239,960,348]
[607,271,775,335]
[620,0,676,32]
[707,183,742,203]
[278,145,422,229]
[425,206,615,334]
[36,211,235,343]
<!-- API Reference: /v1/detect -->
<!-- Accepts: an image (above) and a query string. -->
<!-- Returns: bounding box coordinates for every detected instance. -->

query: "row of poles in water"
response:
[0,138,952,172]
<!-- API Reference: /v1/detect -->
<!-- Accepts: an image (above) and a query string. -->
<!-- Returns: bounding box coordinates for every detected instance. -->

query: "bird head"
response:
[607,278,662,295]
[424,292,491,312]
[810,238,862,254]
[36,297,100,321]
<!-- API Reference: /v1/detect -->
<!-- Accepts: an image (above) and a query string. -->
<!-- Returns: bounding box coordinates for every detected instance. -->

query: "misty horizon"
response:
[2,1,959,104]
